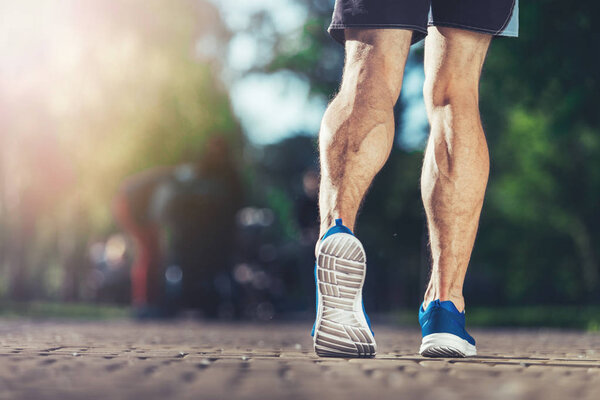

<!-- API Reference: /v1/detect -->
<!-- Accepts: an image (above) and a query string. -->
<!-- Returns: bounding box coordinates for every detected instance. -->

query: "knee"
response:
[341,35,405,109]
[344,29,408,94]
[423,75,479,114]
[423,76,483,150]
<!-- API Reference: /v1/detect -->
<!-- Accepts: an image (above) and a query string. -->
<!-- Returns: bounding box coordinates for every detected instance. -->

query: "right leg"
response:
[318,29,412,236]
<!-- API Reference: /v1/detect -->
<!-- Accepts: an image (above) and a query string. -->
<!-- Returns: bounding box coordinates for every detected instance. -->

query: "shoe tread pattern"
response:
[421,346,465,358]
[314,234,375,358]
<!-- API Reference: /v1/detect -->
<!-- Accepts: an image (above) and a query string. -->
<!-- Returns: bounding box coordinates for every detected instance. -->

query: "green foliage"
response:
[0,301,130,319]
[477,2,600,304]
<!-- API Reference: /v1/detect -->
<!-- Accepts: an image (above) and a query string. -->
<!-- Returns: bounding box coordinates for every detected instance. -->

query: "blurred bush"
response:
[0,0,242,301]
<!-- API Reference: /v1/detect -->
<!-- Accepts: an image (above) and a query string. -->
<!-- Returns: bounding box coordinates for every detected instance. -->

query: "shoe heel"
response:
[419,333,477,358]
[313,233,376,358]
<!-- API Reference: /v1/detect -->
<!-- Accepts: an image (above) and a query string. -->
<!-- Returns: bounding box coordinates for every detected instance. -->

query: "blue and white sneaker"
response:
[419,299,477,357]
[312,219,376,358]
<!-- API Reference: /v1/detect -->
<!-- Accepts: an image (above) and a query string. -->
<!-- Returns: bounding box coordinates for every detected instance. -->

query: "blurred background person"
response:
[113,165,171,315]
[113,136,242,317]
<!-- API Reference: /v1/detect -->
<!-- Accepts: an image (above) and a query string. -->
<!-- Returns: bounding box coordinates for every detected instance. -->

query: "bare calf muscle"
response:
[318,29,412,236]
[421,27,492,312]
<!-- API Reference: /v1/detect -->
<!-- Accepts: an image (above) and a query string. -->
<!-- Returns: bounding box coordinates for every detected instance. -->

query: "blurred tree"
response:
[477,1,600,304]
[0,0,242,300]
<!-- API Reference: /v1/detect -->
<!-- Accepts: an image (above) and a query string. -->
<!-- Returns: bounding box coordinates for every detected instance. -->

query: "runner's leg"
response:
[318,29,412,237]
[421,26,492,312]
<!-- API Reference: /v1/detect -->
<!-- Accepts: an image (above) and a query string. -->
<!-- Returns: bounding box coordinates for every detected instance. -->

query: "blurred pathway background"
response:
[1,319,600,400]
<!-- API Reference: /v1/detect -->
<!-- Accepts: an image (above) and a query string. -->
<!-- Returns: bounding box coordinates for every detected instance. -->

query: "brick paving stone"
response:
[0,320,599,399]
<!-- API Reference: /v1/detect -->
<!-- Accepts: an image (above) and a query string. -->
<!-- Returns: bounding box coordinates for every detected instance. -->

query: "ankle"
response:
[319,215,355,237]
[423,292,465,312]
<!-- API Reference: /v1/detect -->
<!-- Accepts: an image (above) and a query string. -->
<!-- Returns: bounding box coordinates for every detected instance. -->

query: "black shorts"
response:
[329,0,519,45]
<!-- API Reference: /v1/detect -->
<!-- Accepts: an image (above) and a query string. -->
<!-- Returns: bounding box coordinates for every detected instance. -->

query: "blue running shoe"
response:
[312,219,376,358]
[419,299,477,357]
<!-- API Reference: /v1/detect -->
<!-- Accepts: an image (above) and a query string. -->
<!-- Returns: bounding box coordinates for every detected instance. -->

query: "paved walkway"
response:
[0,320,599,400]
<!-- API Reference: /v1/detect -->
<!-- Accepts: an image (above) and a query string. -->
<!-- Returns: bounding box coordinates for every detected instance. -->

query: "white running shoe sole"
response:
[313,233,376,358]
[419,333,477,358]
